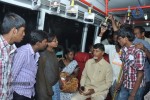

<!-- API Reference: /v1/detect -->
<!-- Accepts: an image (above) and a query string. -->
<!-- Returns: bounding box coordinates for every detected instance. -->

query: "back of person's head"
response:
[93,43,105,52]
[29,30,48,45]
[134,26,145,34]
[1,13,25,35]
[47,33,57,42]
[118,27,135,42]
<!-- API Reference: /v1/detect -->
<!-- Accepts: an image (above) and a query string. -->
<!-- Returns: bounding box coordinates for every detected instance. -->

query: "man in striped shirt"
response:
[116,27,146,100]
[12,30,48,100]
[0,13,25,100]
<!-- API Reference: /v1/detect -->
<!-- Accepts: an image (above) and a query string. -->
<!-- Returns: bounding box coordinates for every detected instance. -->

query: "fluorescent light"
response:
[146,23,149,26]
[144,14,148,20]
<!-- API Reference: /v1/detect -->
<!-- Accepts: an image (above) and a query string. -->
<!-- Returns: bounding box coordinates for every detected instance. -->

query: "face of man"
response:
[66,51,74,61]
[13,27,25,43]
[134,28,144,39]
[117,36,127,47]
[38,39,48,50]
[93,48,104,60]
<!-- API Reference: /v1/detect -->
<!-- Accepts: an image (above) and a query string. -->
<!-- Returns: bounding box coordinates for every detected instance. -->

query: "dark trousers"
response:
[13,92,34,100]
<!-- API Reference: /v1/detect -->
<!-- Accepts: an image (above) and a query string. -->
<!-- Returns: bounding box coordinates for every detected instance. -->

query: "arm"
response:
[80,61,88,87]
[135,43,150,60]
[94,27,115,54]
[94,66,113,92]
[143,47,150,60]
[130,71,144,97]
[72,66,79,77]
[130,51,145,97]
[94,26,107,44]
[12,51,26,81]
[108,14,119,32]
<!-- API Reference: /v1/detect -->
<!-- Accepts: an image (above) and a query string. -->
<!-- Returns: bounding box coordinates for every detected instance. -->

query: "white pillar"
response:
[81,24,88,52]
[37,10,46,30]
[93,26,100,44]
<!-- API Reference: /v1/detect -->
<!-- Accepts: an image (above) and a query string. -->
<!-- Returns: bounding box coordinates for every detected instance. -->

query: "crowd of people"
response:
[0,12,150,100]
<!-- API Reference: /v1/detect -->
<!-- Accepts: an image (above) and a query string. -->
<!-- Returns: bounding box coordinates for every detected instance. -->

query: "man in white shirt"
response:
[71,43,113,100]
[95,26,122,99]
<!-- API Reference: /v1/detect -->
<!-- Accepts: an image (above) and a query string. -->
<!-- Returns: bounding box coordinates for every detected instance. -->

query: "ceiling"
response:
[109,0,150,8]
[107,0,150,27]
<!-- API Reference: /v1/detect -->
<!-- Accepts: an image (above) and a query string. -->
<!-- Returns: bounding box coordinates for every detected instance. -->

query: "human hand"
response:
[99,26,107,36]
[135,43,145,50]
[84,89,95,96]
[108,14,114,21]
[79,86,85,95]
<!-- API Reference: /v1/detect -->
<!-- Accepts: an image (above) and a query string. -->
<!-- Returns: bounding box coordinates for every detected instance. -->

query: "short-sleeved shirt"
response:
[121,45,146,89]
[0,35,16,99]
[133,38,150,82]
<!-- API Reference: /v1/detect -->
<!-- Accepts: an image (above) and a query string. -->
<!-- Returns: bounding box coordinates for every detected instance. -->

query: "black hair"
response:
[29,30,48,45]
[120,24,133,29]
[117,27,135,42]
[1,13,25,35]
[134,26,145,34]
[115,42,121,49]
[63,48,74,57]
[113,31,119,36]
[93,43,105,52]
[47,33,57,42]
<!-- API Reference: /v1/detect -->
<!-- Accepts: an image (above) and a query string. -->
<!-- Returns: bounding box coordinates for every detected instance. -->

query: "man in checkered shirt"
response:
[0,13,25,100]
[116,27,146,100]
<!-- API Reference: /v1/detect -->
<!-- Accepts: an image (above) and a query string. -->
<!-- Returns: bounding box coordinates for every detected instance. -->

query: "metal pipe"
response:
[81,24,88,52]
[105,0,108,16]
[37,9,46,30]
[134,20,150,24]
[93,26,100,44]
[108,5,150,12]
[80,0,106,15]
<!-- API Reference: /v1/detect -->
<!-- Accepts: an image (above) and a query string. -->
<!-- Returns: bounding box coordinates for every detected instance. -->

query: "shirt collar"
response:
[28,44,35,55]
[27,44,40,62]
[92,58,104,65]
[0,35,10,48]
[0,35,17,54]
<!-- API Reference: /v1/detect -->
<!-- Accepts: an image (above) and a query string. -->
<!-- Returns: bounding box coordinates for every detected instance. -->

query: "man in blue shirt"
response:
[133,37,150,98]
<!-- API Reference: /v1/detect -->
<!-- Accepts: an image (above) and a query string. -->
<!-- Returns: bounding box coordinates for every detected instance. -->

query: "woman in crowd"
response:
[36,33,60,100]
[59,48,79,100]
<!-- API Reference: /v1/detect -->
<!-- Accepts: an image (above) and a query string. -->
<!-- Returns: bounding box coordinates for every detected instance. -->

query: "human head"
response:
[134,26,145,39]
[112,31,119,44]
[115,43,121,52]
[117,27,135,47]
[1,13,26,43]
[29,30,48,50]
[93,43,105,60]
[47,33,58,48]
[64,48,75,61]
[88,44,93,53]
